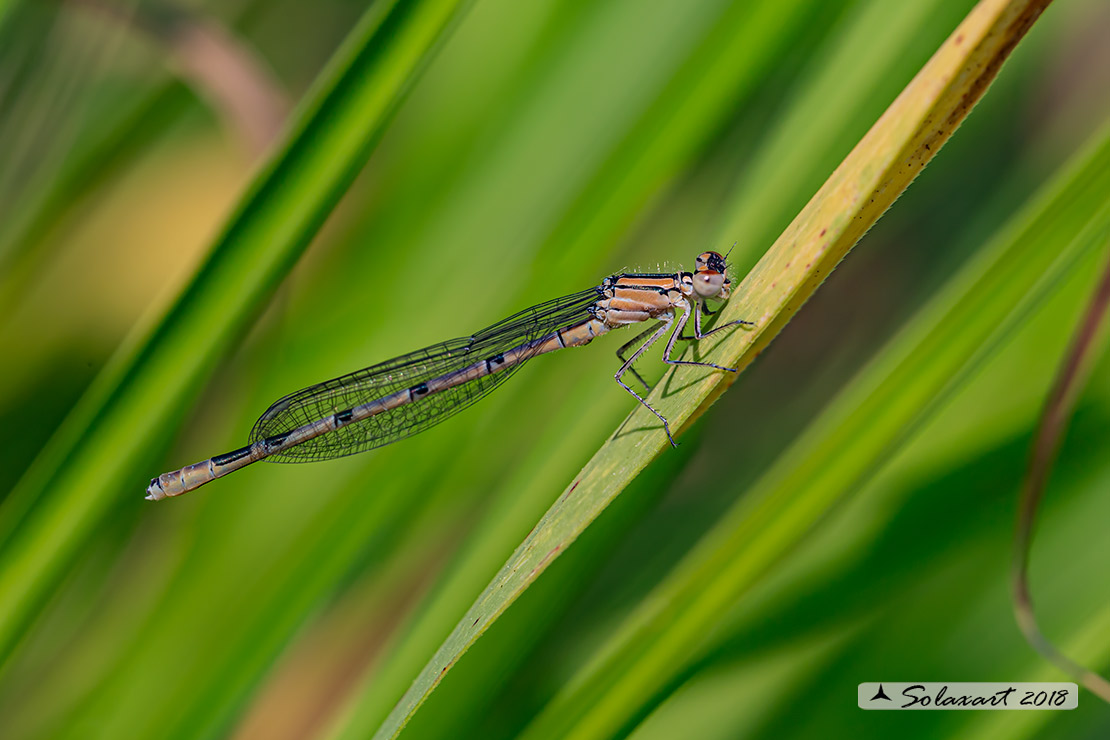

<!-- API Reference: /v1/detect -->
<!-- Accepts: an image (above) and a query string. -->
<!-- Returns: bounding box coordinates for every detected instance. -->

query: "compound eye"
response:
[693,271,725,297]
[695,251,727,273]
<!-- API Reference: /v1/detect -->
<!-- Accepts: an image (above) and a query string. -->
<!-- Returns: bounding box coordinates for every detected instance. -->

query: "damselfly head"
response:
[692,250,731,300]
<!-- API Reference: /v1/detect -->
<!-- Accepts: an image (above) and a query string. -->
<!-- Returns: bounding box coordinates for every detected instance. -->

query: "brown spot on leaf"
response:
[529,544,564,577]
[944,2,1049,130]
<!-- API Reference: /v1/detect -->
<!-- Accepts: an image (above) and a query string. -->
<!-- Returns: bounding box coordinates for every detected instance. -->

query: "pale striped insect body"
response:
[146,251,751,500]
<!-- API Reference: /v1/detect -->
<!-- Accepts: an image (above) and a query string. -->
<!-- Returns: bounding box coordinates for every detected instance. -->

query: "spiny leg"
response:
[665,300,738,373]
[679,297,755,341]
[614,318,678,447]
[616,323,658,391]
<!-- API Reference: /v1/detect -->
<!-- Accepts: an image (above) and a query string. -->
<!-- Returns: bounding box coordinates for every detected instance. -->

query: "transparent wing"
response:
[250,287,602,462]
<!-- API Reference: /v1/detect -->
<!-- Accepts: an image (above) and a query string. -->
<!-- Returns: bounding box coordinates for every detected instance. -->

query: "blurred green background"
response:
[0,0,1109,738]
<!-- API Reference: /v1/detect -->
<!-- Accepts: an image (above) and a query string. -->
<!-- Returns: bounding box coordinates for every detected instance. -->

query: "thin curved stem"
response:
[1012,244,1110,703]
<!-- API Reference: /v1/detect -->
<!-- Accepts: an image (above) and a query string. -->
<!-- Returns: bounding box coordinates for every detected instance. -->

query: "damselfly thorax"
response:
[146,250,752,500]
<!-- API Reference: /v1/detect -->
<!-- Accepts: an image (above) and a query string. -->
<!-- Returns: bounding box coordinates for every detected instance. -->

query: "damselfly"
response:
[146,251,752,500]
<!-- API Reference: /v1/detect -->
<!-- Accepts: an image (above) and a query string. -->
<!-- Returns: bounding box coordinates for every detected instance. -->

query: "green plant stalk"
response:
[0,0,475,670]
[519,125,1110,740]
[372,0,1055,737]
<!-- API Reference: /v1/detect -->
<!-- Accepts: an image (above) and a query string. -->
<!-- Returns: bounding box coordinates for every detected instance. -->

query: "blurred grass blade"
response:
[372,0,1054,737]
[520,120,1110,740]
[0,0,474,668]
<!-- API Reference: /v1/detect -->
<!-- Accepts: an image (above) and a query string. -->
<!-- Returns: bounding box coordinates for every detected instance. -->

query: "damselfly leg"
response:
[681,295,755,341]
[614,316,677,445]
[615,323,659,391]
[614,295,753,446]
